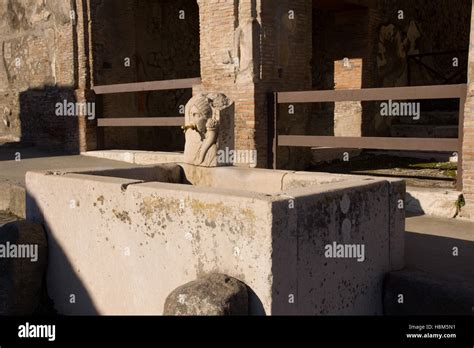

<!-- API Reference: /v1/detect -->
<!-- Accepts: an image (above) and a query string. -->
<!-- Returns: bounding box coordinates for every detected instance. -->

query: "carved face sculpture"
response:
[185,96,213,134]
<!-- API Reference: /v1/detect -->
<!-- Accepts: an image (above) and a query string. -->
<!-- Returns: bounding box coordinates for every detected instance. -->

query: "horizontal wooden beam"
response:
[97,117,184,127]
[93,78,201,95]
[277,84,467,103]
[278,135,459,152]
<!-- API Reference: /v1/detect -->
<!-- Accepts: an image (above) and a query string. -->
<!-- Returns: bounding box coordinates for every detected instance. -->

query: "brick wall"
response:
[76,0,96,152]
[375,0,471,88]
[198,0,312,169]
[461,1,474,219]
[311,7,371,138]
[259,0,313,169]
[0,0,83,151]
[4,0,473,205]
[197,0,259,164]
[90,0,200,152]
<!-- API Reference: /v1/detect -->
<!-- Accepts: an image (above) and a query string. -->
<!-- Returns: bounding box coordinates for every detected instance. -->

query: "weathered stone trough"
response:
[26,164,404,315]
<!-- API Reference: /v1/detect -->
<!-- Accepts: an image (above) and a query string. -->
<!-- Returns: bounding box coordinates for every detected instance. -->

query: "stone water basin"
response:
[26,164,405,315]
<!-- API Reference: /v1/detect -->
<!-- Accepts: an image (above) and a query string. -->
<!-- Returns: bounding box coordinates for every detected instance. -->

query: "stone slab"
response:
[82,150,184,165]
[406,187,461,218]
[26,165,405,315]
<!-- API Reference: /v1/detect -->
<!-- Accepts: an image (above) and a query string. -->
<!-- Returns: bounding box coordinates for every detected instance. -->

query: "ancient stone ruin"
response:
[23,94,405,315]
[0,0,473,327]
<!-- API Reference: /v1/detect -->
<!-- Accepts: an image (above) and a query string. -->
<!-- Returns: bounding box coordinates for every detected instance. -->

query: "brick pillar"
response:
[362,7,381,136]
[461,1,474,219]
[332,8,370,137]
[259,0,313,170]
[197,0,312,168]
[197,0,260,165]
[74,0,97,152]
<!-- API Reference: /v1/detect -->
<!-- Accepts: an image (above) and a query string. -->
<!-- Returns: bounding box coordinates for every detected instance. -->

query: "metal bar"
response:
[407,50,468,59]
[266,92,274,169]
[412,57,448,82]
[444,68,465,84]
[277,84,467,104]
[407,56,412,86]
[97,117,185,127]
[96,95,105,149]
[92,78,201,95]
[278,136,459,152]
[457,96,466,191]
[273,92,278,169]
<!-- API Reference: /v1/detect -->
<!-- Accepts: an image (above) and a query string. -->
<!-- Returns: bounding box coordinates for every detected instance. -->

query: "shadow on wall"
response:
[309,0,472,146]
[312,6,374,137]
[26,182,265,315]
[270,181,400,315]
[89,0,200,152]
[311,7,335,137]
[279,5,371,171]
[26,193,98,315]
[19,86,82,154]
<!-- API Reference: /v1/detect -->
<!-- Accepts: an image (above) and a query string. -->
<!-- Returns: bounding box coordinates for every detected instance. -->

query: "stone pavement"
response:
[405,215,474,282]
[385,215,474,315]
[0,144,139,217]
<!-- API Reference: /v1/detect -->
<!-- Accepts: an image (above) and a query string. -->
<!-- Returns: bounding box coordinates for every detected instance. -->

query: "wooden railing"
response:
[271,84,467,190]
[92,77,201,129]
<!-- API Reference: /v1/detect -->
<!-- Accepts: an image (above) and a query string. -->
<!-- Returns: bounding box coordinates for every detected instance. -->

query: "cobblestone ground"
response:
[0,211,18,226]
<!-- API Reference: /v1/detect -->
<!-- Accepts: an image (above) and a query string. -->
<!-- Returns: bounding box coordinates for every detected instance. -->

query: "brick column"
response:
[197,0,259,165]
[332,8,374,137]
[74,0,96,152]
[461,1,474,219]
[258,0,313,169]
[197,0,312,168]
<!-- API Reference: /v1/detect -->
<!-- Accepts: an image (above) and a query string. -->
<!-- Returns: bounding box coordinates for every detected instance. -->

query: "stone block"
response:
[406,187,459,218]
[163,274,248,316]
[26,165,405,315]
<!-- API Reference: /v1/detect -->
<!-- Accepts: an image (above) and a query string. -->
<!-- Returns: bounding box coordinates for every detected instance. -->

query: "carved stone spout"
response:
[183,93,234,167]
[181,124,198,133]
